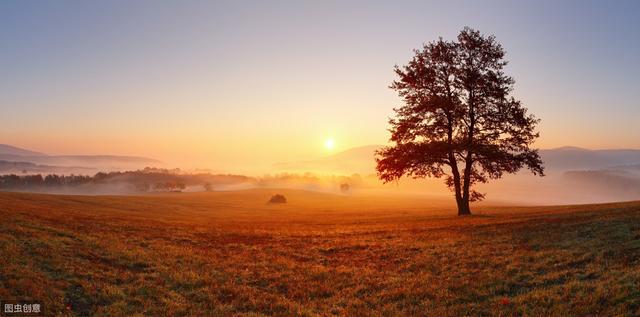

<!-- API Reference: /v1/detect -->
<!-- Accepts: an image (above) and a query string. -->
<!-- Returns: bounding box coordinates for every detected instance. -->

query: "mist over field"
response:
[273,145,640,205]
[2,143,639,205]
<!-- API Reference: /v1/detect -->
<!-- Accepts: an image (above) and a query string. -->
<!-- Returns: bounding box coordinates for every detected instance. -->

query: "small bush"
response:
[268,194,287,204]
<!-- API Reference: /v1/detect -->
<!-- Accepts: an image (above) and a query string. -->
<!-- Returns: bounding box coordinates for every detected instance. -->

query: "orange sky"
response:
[2,2,639,173]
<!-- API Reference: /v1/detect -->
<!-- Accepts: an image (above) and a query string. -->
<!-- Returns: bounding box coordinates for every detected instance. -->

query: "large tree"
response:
[376,27,544,215]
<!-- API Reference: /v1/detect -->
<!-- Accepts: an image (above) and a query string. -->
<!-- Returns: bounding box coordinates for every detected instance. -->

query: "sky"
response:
[1,0,639,172]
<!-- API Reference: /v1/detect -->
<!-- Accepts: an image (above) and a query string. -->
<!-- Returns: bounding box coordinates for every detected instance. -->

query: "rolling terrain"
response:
[0,144,162,174]
[1,190,640,316]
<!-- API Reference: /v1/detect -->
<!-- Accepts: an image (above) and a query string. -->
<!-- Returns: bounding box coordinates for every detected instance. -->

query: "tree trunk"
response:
[458,169,472,215]
[456,197,471,215]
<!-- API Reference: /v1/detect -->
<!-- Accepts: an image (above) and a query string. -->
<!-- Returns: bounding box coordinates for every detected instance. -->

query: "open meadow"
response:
[1,190,640,316]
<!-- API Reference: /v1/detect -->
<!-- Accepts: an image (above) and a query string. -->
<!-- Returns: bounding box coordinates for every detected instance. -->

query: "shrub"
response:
[268,194,287,204]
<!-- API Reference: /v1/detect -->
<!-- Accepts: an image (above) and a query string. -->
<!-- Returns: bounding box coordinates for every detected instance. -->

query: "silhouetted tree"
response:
[376,27,544,215]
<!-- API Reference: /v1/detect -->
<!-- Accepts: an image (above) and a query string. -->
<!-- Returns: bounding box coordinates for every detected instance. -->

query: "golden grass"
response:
[1,189,639,316]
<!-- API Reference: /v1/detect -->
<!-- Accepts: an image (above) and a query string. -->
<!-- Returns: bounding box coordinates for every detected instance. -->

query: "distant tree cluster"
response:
[0,174,93,189]
[0,168,251,193]
[152,181,186,192]
[0,168,368,195]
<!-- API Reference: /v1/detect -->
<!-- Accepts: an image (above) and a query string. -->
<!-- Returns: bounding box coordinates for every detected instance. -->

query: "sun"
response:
[324,138,335,150]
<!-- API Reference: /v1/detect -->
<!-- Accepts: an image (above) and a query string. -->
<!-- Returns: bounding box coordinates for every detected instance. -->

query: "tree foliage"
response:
[376,27,544,215]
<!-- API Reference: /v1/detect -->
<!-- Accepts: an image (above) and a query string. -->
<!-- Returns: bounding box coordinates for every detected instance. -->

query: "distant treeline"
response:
[0,167,252,193]
[0,167,369,195]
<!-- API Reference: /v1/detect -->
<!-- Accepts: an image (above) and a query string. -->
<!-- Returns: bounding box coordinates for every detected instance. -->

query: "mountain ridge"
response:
[0,144,162,170]
[0,144,47,156]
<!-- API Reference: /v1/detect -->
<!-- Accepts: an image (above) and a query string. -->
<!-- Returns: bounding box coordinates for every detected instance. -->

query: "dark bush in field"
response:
[268,194,287,203]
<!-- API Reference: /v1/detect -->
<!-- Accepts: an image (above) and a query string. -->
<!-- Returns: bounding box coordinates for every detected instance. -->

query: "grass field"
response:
[1,189,640,316]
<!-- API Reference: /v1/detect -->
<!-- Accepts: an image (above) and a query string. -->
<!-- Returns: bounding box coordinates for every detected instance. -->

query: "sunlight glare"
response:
[324,138,335,150]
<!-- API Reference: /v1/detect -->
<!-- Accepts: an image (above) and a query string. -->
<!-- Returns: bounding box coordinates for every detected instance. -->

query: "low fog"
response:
[1,144,640,206]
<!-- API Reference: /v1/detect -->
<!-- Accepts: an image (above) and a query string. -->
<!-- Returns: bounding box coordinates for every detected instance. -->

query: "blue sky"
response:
[1,1,639,169]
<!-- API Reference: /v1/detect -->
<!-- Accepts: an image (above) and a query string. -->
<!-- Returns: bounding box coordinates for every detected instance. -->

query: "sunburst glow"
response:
[324,138,335,150]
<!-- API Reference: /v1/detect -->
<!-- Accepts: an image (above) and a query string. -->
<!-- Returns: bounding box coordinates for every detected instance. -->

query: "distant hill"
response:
[0,144,162,172]
[20,155,161,165]
[274,145,640,174]
[0,144,46,156]
[0,154,162,171]
[0,160,94,174]
[541,146,640,170]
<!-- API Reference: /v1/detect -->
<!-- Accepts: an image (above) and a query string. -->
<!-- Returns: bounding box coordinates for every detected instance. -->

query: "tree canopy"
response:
[376,27,544,215]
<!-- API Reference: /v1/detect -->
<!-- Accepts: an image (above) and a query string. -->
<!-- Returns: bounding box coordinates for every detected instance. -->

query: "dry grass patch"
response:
[1,190,639,316]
